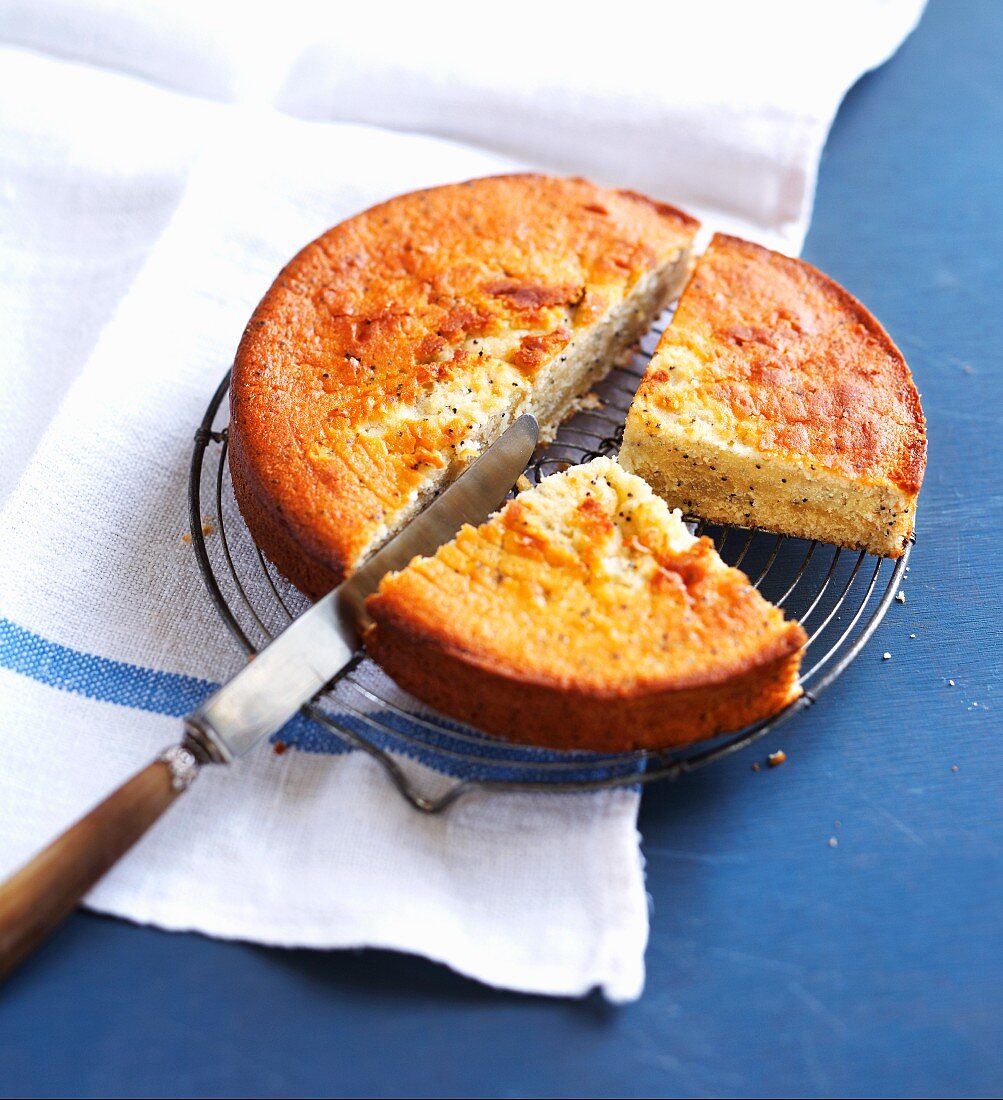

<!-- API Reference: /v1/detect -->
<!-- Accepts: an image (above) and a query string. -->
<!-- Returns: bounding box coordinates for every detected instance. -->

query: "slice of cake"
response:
[620,234,927,557]
[230,174,698,599]
[364,458,806,752]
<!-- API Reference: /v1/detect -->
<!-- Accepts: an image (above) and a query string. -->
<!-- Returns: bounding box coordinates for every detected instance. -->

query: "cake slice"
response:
[620,234,926,557]
[364,458,806,752]
[230,174,698,599]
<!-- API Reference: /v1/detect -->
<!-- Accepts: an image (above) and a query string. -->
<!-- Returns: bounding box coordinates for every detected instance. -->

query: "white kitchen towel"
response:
[0,1,924,1001]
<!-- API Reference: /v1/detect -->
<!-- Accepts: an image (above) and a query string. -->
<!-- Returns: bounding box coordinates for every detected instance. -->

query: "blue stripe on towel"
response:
[0,617,214,716]
[0,617,341,753]
[0,617,639,784]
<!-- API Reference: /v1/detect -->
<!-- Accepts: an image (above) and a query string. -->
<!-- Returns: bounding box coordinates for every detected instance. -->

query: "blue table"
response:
[2,3,1000,1096]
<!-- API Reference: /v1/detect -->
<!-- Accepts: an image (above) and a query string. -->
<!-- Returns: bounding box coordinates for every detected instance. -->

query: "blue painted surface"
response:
[1,2,1000,1095]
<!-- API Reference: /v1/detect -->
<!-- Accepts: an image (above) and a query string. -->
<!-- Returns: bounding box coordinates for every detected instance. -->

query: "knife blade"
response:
[186,413,539,761]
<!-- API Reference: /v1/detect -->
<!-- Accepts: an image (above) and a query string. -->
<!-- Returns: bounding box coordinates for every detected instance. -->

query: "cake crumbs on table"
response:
[910,633,916,638]
[948,679,955,686]
[951,764,960,773]
[181,531,191,543]
[895,590,906,603]
[883,652,892,660]
[273,741,287,755]
[828,836,838,848]
[515,474,533,493]
[751,761,760,772]
[767,750,786,768]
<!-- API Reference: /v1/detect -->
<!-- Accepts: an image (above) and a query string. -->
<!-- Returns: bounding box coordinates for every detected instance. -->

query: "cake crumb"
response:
[201,520,214,536]
[273,740,287,756]
[767,750,786,768]
[909,633,916,639]
[515,474,533,493]
[951,764,959,773]
[948,679,955,687]
[181,532,191,543]
[882,652,891,661]
[895,591,906,603]
[751,761,760,772]
[828,836,838,848]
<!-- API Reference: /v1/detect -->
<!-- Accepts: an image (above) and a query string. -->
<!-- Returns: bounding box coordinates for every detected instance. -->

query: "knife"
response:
[0,413,539,980]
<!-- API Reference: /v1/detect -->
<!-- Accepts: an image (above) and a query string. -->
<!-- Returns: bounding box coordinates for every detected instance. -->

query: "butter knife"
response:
[0,414,539,979]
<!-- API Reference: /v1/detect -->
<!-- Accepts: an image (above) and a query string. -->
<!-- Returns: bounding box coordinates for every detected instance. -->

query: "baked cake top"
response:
[631,233,927,495]
[366,457,806,696]
[230,174,697,594]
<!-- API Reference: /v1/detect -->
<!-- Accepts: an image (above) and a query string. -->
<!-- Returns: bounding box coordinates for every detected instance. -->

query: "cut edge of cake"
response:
[620,234,926,558]
[621,417,919,557]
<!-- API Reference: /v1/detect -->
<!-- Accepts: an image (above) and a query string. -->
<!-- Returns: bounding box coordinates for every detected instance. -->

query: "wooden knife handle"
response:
[0,745,200,981]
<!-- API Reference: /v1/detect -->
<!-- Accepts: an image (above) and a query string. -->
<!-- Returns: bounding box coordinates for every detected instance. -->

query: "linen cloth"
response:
[0,0,924,1000]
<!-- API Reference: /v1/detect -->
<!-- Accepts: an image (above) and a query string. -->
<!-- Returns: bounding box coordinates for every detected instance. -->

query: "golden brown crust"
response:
[364,458,806,751]
[230,174,698,599]
[636,234,927,496]
[365,618,804,752]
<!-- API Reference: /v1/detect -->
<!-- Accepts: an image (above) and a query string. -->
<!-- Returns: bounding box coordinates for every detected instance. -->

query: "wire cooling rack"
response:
[188,320,910,812]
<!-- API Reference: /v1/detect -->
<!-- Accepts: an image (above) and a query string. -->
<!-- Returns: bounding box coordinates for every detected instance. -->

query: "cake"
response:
[619,234,926,556]
[364,458,807,751]
[230,174,698,599]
